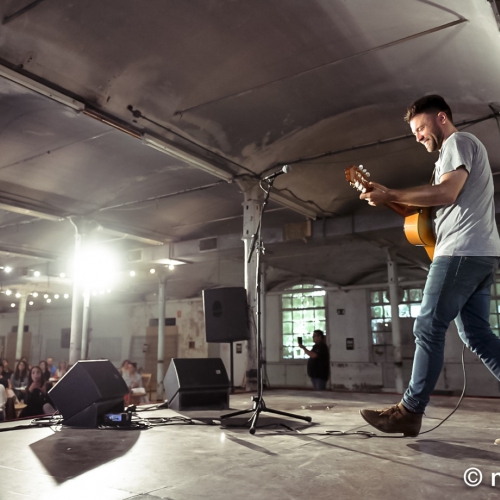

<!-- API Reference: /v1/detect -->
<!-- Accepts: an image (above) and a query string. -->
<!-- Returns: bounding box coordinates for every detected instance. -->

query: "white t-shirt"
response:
[433,132,500,257]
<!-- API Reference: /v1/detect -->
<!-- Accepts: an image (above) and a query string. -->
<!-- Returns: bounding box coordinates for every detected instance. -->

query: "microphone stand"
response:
[221,177,311,434]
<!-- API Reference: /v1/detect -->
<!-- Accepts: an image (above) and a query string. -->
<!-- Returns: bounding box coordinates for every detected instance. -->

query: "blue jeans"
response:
[311,378,328,390]
[402,256,500,413]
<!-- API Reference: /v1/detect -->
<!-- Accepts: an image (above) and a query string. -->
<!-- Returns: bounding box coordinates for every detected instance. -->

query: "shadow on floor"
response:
[407,440,500,461]
[30,428,141,483]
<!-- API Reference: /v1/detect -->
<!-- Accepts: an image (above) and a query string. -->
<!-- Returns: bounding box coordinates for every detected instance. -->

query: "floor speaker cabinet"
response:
[49,360,129,427]
[203,287,250,343]
[164,358,230,411]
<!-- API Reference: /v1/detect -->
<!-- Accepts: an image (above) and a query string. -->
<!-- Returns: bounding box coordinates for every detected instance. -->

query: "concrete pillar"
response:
[157,273,167,400]
[81,290,91,360]
[69,218,85,365]
[387,250,404,394]
[238,179,264,391]
[15,294,28,361]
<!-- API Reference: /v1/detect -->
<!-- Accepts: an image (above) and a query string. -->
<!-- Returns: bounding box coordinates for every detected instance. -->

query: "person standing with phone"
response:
[299,330,330,390]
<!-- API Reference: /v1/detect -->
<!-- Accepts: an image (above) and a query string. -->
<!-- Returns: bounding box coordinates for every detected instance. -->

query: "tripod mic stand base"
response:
[221,396,312,435]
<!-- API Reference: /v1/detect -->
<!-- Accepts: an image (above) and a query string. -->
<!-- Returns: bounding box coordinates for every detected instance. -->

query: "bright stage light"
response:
[74,245,120,290]
[4,266,12,273]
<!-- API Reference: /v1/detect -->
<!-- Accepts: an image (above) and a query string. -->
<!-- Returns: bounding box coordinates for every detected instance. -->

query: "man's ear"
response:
[437,111,447,124]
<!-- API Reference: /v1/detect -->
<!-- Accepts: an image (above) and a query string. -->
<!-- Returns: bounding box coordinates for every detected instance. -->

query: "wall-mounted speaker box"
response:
[164,358,230,411]
[203,287,250,343]
[49,360,128,427]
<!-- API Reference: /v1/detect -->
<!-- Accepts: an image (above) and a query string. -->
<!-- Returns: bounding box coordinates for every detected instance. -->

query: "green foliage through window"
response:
[282,285,326,359]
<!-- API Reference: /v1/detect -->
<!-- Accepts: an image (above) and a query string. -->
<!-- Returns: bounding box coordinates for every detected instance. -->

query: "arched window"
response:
[281,284,326,359]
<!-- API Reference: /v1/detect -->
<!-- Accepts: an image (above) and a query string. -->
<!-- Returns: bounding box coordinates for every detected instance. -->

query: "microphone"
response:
[262,164,291,181]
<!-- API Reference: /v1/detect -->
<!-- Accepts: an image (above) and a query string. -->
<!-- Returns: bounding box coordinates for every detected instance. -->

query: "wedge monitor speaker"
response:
[164,358,230,411]
[49,359,128,427]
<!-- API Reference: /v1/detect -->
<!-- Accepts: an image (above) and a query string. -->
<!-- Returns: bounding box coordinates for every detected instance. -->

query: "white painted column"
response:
[81,290,91,360]
[238,180,264,391]
[387,250,404,394]
[157,273,167,401]
[69,219,85,365]
[15,294,28,361]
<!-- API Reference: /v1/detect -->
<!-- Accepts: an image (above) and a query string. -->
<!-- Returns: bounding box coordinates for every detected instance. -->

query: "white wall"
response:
[264,287,500,398]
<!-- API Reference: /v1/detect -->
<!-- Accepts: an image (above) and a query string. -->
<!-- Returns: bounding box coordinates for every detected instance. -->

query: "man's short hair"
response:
[404,95,453,124]
[313,329,325,337]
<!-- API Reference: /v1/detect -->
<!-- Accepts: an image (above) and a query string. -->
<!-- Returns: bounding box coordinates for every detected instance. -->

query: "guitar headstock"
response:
[345,165,372,193]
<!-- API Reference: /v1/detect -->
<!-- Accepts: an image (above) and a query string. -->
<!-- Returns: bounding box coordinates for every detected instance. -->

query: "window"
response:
[282,284,326,359]
[370,288,424,345]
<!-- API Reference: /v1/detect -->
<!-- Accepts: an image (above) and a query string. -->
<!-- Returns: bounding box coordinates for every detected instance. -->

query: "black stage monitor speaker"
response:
[164,358,230,411]
[203,287,250,343]
[49,359,128,427]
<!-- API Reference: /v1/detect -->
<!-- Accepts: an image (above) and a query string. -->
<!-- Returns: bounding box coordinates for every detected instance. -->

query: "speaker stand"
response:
[229,341,235,394]
[221,176,311,434]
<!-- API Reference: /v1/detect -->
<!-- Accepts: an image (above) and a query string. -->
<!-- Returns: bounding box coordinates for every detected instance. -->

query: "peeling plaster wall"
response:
[0,297,249,388]
[0,298,209,368]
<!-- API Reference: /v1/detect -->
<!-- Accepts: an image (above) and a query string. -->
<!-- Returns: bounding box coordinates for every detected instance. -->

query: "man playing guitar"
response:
[359,95,500,439]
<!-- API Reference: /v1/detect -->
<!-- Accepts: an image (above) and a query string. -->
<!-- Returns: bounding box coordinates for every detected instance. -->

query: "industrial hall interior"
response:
[2,1,500,499]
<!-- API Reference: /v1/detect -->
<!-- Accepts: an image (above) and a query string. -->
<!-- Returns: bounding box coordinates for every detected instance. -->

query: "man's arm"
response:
[299,344,318,358]
[361,167,468,207]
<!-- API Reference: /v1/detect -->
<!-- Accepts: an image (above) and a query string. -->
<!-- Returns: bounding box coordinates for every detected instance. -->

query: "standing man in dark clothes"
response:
[299,330,330,390]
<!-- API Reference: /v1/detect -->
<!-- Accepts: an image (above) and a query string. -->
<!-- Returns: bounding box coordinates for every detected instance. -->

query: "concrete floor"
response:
[1,390,500,499]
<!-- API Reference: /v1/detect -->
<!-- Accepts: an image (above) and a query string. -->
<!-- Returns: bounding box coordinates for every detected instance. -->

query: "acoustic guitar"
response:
[345,165,435,261]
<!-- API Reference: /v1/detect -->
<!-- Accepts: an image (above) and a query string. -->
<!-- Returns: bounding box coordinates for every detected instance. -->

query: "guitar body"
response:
[403,208,435,261]
[345,165,436,261]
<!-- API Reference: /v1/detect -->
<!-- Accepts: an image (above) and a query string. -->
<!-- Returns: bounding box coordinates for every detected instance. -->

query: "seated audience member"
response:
[120,359,131,378]
[20,356,31,369]
[46,357,56,376]
[19,366,56,418]
[55,361,67,379]
[0,384,6,422]
[39,360,51,383]
[2,359,13,380]
[10,360,29,401]
[123,362,142,390]
[0,363,11,390]
[125,362,148,403]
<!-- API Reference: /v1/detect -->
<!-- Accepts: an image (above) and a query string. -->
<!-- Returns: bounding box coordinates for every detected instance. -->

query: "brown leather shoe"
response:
[360,402,422,437]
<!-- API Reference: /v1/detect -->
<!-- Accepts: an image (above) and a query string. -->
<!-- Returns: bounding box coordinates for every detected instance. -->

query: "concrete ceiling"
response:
[0,0,499,311]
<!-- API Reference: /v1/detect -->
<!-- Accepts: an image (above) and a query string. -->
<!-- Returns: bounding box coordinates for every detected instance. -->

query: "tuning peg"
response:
[365,172,370,177]
[358,165,364,170]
